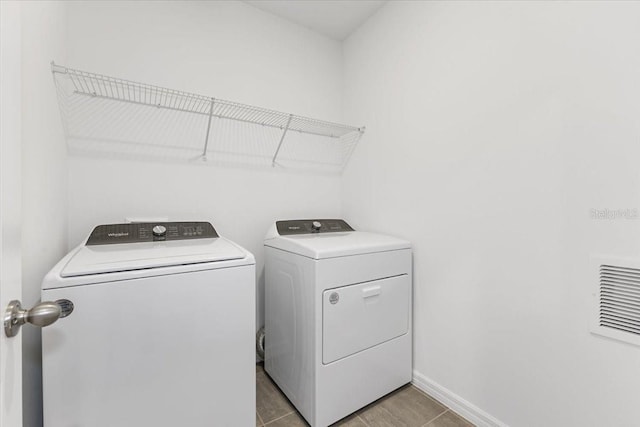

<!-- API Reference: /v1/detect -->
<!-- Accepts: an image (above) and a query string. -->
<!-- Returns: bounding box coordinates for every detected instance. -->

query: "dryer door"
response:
[322,274,410,364]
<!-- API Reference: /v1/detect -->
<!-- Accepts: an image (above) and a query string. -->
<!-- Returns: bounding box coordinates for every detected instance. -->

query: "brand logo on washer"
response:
[329,292,339,305]
[55,299,74,318]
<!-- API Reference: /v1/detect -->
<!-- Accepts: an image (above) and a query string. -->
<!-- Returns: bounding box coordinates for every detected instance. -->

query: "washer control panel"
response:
[276,219,354,235]
[86,222,218,245]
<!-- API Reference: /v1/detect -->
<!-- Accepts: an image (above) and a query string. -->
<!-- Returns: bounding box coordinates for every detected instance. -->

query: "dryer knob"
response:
[152,225,167,236]
[312,221,322,231]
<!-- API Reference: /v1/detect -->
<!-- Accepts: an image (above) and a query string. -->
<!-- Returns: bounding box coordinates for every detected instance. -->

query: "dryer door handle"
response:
[362,286,382,298]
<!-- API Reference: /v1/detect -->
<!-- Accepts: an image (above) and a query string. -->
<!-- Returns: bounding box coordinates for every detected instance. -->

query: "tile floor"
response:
[256,364,474,427]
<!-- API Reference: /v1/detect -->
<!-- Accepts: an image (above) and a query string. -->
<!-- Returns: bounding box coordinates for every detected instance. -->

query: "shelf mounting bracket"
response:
[202,97,215,160]
[272,114,293,167]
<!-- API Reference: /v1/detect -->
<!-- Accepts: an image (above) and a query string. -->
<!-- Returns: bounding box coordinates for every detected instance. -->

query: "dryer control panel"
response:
[276,219,354,235]
[86,222,218,245]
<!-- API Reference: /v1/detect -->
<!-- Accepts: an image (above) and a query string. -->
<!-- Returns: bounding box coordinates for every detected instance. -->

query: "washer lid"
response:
[61,238,246,277]
[264,231,410,260]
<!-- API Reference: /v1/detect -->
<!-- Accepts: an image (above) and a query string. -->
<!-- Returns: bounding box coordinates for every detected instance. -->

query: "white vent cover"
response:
[591,256,640,346]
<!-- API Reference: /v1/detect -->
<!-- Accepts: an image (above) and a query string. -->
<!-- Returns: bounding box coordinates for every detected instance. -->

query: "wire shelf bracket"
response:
[202,98,215,160]
[51,62,365,174]
[272,114,293,167]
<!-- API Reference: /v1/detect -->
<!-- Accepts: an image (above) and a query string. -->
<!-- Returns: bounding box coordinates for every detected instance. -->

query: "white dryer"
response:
[42,221,256,427]
[264,219,412,427]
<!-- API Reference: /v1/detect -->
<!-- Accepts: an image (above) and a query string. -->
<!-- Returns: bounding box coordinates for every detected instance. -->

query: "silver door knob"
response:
[4,300,64,337]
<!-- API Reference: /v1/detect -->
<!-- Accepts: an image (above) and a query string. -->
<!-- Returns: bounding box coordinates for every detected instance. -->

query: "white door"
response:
[1,2,24,425]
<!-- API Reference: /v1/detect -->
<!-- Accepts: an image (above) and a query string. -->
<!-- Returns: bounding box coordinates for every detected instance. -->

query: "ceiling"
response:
[244,1,386,41]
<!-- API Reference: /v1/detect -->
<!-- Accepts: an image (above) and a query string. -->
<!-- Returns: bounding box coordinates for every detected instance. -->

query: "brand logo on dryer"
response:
[329,292,339,305]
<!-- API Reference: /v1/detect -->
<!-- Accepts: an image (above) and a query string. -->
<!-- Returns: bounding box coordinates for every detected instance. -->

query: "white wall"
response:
[343,2,640,426]
[20,3,68,427]
[64,1,343,338]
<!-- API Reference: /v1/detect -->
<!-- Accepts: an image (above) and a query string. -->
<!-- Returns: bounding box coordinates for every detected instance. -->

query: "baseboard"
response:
[412,370,508,427]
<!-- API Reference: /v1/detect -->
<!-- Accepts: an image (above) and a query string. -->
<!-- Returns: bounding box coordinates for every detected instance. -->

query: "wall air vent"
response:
[591,257,640,346]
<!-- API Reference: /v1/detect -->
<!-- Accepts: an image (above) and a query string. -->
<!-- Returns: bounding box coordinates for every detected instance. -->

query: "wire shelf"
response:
[51,62,364,173]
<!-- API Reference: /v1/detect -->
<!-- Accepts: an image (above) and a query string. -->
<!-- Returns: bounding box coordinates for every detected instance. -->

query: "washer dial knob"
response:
[312,221,322,231]
[152,225,167,236]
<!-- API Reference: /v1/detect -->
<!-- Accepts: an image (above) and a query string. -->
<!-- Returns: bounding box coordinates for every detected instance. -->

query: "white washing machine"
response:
[41,221,256,427]
[264,219,412,427]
